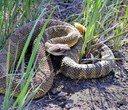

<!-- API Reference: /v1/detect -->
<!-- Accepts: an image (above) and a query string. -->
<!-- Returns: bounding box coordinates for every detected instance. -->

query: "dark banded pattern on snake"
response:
[60,38,115,79]
[0,19,115,99]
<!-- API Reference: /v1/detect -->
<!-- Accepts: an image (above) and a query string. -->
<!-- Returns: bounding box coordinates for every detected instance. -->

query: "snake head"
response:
[45,43,71,56]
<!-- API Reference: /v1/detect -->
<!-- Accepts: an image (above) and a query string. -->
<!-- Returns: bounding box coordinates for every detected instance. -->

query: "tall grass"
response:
[81,0,105,56]
[113,1,128,50]
[11,10,53,110]
[0,0,41,48]
[0,0,51,109]
[73,0,128,57]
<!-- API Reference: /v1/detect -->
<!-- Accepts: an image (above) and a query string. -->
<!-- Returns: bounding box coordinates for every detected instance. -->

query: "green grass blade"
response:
[11,9,54,110]
[15,8,46,73]
[2,42,10,110]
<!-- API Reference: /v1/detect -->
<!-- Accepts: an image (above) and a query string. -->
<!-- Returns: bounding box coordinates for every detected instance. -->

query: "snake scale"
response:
[0,19,115,99]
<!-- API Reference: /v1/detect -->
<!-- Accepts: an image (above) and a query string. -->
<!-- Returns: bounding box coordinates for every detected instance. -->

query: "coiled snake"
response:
[0,19,115,99]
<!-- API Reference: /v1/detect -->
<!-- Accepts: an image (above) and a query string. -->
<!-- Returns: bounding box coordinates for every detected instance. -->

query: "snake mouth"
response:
[45,43,71,56]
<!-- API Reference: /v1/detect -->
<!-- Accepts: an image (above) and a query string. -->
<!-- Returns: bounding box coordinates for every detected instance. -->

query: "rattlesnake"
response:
[0,19,115,99]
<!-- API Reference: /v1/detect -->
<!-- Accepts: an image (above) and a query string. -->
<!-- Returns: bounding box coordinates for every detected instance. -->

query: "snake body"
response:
[61,40,115,79]
[0,19,115,99]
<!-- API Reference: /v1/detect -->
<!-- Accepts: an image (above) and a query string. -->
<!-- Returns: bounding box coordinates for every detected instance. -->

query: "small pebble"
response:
[51,85,64,94]
[58,91,67,97]
[65,99,74,109]
[51,88,58,94]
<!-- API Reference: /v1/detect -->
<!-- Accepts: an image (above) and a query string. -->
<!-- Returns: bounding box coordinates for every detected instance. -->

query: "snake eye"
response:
[52,48,62,52]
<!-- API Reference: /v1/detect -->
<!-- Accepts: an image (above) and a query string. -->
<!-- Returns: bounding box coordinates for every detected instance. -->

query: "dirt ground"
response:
[0,0,128,110]
[28,1,128,110]
[28,41,128,110]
